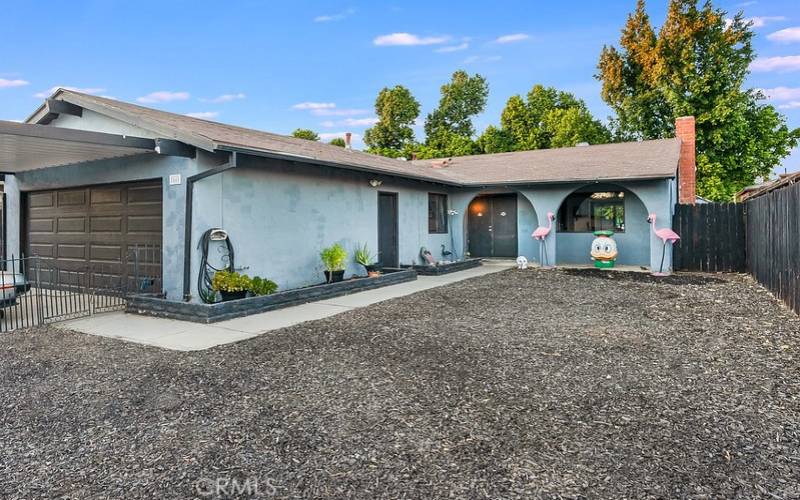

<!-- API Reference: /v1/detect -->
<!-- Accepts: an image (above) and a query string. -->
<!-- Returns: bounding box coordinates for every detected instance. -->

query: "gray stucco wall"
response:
[188,155,456,298]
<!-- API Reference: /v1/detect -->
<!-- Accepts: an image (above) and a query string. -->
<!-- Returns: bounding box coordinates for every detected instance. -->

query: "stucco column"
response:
[519,189,560,267]
[4,175,20,260]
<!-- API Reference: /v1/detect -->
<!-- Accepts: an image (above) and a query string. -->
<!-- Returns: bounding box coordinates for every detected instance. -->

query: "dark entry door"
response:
[377,192,399,267]
[468,194,518,258]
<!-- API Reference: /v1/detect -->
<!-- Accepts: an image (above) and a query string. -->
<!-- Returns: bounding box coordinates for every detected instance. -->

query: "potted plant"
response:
[211,270,251,301]
[320,243,347,283]
[248,276,278,296]
[354,242,381,277]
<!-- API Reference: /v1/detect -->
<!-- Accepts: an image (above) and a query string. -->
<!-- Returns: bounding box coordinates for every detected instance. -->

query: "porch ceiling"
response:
[0,120,156,173]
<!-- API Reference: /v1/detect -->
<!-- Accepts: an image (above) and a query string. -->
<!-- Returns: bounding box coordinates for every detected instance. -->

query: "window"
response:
[428,193,448,234]
[558,191,625,233]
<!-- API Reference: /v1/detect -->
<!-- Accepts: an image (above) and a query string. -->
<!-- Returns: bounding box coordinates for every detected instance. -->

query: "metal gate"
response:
[0,244,161,332]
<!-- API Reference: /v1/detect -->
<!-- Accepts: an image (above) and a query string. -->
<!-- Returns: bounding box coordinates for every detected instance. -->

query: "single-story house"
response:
[0,89,696,303]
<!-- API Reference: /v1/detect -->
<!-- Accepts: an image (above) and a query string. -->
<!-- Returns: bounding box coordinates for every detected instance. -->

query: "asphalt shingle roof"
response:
[36,90,680,186]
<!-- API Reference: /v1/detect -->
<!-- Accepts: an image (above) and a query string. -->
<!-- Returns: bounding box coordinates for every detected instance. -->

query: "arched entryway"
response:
[555,183,650,266]
[465,191,538,259]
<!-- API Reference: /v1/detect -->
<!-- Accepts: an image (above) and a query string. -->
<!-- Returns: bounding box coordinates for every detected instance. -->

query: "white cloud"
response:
[751,55,800,72]
[435,42,469,53]
[761,86,800,100]
[494,33,529,44]
[0,78,29,89]
[201,93,246,103]
[136,91,190,103]
[185,111,220,119]
[778,101,800,109]
[322,117,378,127]
[726,16,787,29]
[33,86,106,98]
[314,7,355,22]
[463,55,502,64]
[311,108,369,117]
[373,32,450,46]
[291,101,336,110]
[768,27,800,43]
[319,131,361,141]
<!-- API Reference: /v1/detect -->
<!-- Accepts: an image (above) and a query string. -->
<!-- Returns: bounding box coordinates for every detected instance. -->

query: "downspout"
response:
[182,151,238,301]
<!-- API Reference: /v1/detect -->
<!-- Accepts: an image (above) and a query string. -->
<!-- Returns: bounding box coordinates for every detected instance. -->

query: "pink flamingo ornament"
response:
[532,211,555,268]
[647,213,680,276]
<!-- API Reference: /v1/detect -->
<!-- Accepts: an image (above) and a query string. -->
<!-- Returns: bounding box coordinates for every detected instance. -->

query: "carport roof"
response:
[0,120,155,173]
[23,89,681,186]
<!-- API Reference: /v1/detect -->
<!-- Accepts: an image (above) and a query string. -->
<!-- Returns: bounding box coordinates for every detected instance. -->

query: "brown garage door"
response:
[24,180,162,290]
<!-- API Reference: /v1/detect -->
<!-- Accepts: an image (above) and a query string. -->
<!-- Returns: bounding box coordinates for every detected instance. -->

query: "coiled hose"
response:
[197,228,235,303]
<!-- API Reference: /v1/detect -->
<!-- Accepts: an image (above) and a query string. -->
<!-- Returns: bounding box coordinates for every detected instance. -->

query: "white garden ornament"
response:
[516,256,529,269]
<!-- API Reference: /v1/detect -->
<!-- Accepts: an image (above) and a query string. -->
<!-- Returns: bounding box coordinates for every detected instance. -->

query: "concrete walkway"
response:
[57,261,514,351]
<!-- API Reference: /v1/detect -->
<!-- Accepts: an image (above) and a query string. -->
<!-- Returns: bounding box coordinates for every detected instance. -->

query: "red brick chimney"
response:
[675,116,696,205]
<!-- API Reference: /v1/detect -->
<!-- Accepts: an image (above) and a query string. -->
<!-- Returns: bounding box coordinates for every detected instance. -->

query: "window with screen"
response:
[558,191,625,232]
[428,193,448,234]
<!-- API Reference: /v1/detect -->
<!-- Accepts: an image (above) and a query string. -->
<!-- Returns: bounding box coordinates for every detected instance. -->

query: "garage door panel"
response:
[128,185,162,204]
[90,216,122,233]
[29,192,55,208]
[57,217,87,233]
[90,187,123,205]
[57,190,87,207]
[25,180,162,288]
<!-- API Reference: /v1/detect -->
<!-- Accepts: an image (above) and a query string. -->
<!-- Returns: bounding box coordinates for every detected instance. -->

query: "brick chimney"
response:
[675,116,696,205]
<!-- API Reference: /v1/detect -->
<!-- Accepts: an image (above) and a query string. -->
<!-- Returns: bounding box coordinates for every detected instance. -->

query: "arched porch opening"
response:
[555,183,651,267]
[462,190,538,260]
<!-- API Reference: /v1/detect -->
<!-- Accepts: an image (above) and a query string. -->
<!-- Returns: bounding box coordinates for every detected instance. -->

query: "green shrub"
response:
[249,276,278,296]
[320,243,348,272]
[354,242,375,266]
[211,270,251,292]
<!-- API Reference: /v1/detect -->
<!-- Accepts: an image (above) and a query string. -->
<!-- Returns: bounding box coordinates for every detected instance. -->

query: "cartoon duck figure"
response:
[590,230,618,268]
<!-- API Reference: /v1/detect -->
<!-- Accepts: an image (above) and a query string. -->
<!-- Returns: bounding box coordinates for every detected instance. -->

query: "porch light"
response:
[369,179,383,187]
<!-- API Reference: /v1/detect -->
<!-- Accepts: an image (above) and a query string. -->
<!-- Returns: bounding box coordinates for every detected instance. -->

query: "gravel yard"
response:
[2,268,799,499]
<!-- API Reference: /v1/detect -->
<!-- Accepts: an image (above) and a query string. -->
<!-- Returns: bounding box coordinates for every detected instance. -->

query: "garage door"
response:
[24,180,162,289]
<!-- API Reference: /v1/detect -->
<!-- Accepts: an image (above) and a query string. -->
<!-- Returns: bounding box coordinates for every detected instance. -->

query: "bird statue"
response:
[647,213,680,276]
[441,244,453,261]
[532,211,556,268]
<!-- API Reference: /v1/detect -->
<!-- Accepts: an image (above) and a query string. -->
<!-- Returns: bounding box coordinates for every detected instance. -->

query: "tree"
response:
[329,137,346,147]
[597,0,800,200]
[363,85,420,157]
[424,70,488,155]
[291,128,319,141]
[477,84,610,153]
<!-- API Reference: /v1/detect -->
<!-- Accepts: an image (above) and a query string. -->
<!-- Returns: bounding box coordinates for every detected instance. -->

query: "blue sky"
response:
[1,0,799,174]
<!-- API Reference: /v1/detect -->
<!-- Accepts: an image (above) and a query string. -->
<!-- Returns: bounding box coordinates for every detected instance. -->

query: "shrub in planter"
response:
[249,276,278,296]
[212,270,251,301]
[354,242,381,277]
[320,243,347,283]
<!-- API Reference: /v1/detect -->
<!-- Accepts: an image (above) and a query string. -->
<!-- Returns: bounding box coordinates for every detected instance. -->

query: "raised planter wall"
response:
[402,258,482,276]
[127,269,417,323]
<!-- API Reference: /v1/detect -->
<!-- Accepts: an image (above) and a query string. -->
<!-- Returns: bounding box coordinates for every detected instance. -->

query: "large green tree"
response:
[597,0,800,200]
[477,84,610,153]
[291,128,319,141]
[420,70,488,158]
[363,85,420,158]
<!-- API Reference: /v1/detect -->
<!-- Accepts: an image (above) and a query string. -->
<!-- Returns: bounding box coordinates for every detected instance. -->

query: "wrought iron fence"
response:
[0,244,161,332]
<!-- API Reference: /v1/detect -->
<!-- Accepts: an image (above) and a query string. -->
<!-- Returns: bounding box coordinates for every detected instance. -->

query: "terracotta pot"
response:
[367,271,381,278]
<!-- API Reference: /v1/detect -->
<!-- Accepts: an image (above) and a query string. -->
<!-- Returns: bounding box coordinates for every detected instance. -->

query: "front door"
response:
[377,192,399,267]
[468,194,518,258]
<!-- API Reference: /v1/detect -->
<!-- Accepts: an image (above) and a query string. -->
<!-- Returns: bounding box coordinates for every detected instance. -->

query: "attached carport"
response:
[0,119,194,292]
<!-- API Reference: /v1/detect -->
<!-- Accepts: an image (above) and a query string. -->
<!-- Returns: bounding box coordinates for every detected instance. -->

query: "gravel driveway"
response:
[2,268,799,499]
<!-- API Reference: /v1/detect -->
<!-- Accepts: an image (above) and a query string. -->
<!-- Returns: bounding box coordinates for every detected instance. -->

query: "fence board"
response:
[672,203,746,272]
[747,182,800,315]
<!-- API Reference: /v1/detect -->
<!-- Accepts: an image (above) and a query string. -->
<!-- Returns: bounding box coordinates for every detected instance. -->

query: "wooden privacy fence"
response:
[746,181,800,315]
[672,203,746,272]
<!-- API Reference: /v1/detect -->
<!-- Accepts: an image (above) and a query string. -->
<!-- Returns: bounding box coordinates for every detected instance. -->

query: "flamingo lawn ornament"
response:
[647,213,680,276]
[532,211,556,268]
